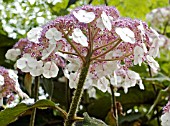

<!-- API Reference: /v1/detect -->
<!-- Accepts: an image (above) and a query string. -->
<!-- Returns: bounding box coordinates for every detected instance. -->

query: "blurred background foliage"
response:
[0,0,170,126]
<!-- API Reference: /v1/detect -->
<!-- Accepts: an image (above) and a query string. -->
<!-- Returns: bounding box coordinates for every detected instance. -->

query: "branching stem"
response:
[92,38,120,53]
[90,40,121,61]
[58,50,79,56]
[63,32,86,63]
[95,52,132,62]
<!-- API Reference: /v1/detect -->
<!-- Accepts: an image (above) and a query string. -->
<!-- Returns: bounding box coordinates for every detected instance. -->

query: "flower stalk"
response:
[147,65,161,126]
[64,61,90,126]
[63,32,86,63]
[110,85,119,126]
[95,52,132,62]
[29,76,40,126]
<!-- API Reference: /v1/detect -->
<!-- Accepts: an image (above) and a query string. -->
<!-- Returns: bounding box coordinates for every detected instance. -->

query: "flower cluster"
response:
[146,6,170,32]
[146,7,170,50]
[0,66,28,106]
[150,35,170,51]
[5,38,63,78]
[161,100,170,126]
[6,5,160,93]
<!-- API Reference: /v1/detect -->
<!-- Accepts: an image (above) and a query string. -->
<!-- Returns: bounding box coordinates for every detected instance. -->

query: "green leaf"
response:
[87,87,155,120]
[87,96,111,119]
[117,87,155,111]
[119,112,143,123]
[82,112,108,126]
[0,99,56,126]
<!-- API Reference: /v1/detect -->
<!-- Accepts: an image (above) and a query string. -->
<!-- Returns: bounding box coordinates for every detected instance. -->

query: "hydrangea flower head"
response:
[0,67,28,106]
[5,5,160,93]
[146,7,170,32]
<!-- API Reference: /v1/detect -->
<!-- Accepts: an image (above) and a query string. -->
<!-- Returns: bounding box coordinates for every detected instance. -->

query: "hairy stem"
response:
[64,62,90,126]
[29,77,40,126]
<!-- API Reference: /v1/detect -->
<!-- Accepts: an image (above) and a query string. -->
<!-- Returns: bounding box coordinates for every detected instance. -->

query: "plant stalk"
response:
[64,62,90,126]
[148,65,160,126]
[110,85,119,126]
[29,76,40,126]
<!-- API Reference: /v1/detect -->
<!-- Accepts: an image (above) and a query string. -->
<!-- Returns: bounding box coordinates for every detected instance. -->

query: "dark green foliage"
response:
[0,100,57,126]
